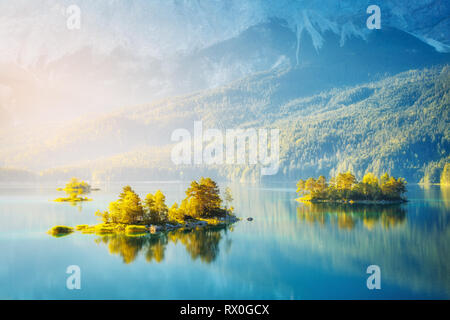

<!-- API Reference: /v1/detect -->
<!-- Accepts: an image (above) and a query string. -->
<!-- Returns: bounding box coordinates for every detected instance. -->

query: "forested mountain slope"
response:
[272,66,449,183]
[0,24,448,183]
[3,65,445,184]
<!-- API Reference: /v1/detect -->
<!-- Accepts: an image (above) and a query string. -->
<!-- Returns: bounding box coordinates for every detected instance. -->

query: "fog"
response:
[0,0,448,125]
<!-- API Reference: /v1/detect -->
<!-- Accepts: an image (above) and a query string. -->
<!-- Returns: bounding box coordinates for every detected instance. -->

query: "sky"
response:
[0,0,448,125]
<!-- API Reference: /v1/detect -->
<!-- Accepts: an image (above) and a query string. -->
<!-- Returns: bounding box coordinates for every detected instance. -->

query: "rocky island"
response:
[49,177,239,237]
[54,178,93,203]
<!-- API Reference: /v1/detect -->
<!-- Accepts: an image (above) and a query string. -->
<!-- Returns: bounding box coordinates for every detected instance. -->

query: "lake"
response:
[0,182,448,299]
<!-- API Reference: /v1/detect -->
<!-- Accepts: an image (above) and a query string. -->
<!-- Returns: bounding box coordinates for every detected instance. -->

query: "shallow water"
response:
[0,182,448,299]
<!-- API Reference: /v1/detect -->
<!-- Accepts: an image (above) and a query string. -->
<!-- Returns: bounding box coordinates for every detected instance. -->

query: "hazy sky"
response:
[0,0,448,124]
[2,0,447,64]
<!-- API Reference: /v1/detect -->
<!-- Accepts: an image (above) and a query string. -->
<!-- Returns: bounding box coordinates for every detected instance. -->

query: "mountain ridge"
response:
[0,24,449,183]
[1,64,448,184]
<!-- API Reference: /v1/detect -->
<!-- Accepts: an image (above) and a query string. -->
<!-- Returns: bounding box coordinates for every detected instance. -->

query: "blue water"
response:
[0,182,448,299]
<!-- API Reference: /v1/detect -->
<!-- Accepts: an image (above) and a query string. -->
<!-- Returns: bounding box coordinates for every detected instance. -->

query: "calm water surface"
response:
[0,182,448,299]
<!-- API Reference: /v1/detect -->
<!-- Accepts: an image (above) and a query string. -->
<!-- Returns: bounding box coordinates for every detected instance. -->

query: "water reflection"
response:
[94,225,232,264]
[442,186,450,209]
[419,184,450,210]
[297,203,407,230]
[69,201,84,212]
[1,183,448,299]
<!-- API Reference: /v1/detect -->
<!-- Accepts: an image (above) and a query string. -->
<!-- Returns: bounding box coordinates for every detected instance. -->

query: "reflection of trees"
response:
[420,184,450,211]
[442,186,450,210]
[95,225,230,264]
[69,201,83,212]
[297,203,407,230]
[144,236,168,263]
[168,226,224,263]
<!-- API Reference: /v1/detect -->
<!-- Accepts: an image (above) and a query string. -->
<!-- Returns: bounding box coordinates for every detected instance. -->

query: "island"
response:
[54,177,93,202]
[296,172,407,203]
[49,177,239,237]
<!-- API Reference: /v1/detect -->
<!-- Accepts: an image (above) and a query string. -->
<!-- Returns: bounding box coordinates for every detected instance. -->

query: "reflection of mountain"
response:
[95,225,231,264]
[296,203,407,230]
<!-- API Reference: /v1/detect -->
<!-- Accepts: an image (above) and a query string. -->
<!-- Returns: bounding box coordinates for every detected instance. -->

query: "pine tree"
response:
[185,177,222,217]
[143,190,168,224]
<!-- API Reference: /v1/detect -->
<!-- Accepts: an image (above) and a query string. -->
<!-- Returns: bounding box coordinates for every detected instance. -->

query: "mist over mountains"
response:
[1,30,448,183]
[1,1,449,123]
[0,1,449,183]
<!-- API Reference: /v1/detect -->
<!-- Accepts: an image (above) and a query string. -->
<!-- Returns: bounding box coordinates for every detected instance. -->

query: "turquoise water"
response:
[0,182,448,299]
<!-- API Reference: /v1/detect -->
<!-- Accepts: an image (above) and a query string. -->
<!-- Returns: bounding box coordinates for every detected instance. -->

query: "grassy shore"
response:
[48,216,240,237]
[48,225,74,237]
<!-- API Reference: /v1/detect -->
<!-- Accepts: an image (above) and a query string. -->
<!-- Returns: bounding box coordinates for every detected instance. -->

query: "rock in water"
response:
[150,225,162,234]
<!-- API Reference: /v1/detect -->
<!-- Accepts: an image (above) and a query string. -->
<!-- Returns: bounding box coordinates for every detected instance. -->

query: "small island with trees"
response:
[54,178,94,202]
[49,177,239,237]
[296,172,407,203]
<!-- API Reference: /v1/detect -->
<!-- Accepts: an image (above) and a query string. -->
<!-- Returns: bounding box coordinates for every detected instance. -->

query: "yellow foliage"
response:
[48,225,74,237]
[125,225,148,234]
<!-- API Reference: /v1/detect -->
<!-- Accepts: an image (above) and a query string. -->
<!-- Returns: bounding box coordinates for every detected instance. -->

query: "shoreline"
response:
[418,183,450,186]
[296,198,407,204]
[53,197,92,203]
[49,215,240,237]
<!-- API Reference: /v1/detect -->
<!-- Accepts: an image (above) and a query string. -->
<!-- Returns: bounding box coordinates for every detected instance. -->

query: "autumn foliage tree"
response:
[57,177,91,200]
[106,186,144,224]
[143,190,168,224]
[297,172,407,201]
[185,177,222,218]
[96,178,232,226]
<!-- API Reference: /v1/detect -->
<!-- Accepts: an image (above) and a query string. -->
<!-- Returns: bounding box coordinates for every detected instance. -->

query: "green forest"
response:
[1,65,449,184]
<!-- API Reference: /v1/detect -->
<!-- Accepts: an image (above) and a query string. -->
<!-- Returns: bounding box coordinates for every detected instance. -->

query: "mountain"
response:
[1,1,450,125]
[84,64,447,184]
[1,63,448,183]
[0,21,449,183]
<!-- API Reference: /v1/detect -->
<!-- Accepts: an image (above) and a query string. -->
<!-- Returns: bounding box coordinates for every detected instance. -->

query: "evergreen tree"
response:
[296,171,406,201]
[143,190,168,224]
[185,177,222,217]
[103,186,144,224]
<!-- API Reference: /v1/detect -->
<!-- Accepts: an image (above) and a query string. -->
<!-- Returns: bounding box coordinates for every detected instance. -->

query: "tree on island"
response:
[118,186,133,201]
[55,177,92,202]
[95,177,234,227]
[144,190,169,224]
[168,202,183,222]
[51,178,239,238]
[106,186,144,224]
[185,177,222,218]
[297,171,407,202]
